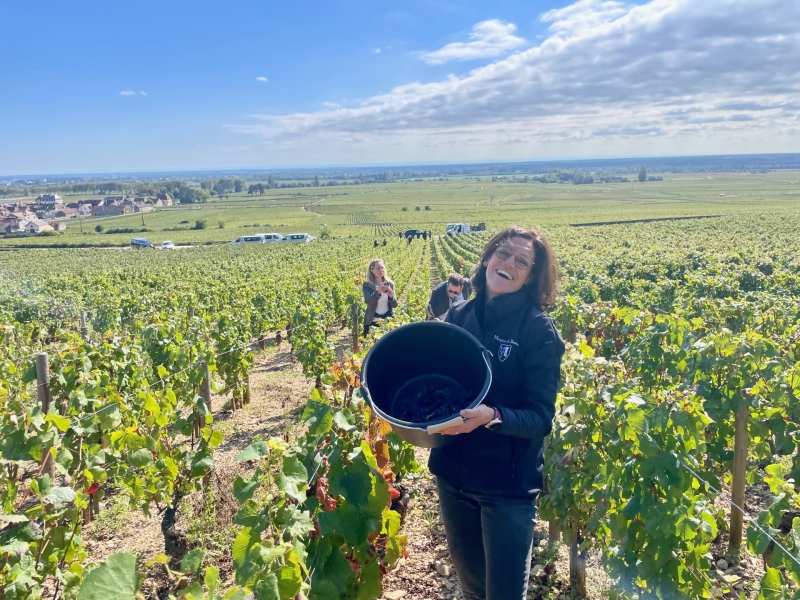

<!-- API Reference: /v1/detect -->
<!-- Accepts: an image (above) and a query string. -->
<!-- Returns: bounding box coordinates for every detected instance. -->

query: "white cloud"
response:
[256,76,268,82]
[540,0,631,36]
[229,0,800,163]
[119,90,137,96]
[420,20,525,65]
[139,91,147,96]
[373,48,381,54]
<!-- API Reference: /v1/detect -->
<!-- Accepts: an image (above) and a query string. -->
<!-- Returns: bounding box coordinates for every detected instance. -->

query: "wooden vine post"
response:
[35,353,55,479]
[567,321,577,345]
[199,362,214,490]
[79,310,89,341]
[92,491,100,513]
[570,521,587,596]
[543,477,559,544]
[243,374,252,405]
[352,302,360,353]
[196,361,211,436]
[729,403,750,550]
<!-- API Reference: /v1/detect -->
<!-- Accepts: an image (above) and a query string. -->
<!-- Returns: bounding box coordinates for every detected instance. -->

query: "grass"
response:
[87,487,137,541]
[181,484,239,560]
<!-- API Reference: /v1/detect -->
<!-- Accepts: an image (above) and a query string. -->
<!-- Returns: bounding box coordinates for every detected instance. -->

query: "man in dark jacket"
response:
[426,274,472,321]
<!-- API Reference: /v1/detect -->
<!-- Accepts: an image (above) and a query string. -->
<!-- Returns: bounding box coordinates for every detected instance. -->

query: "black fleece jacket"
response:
[428,289,565,497]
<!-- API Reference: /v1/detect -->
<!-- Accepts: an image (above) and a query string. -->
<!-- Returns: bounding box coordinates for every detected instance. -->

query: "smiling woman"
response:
[430,224,565,600]
[470,224,559,307]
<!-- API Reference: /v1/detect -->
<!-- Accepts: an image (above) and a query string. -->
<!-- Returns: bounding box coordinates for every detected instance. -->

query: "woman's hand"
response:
[386,286,394,298]
[439,405,494,435]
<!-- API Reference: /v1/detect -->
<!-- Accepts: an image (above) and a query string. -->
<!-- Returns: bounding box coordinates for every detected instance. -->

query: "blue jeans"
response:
[437,477,537,600]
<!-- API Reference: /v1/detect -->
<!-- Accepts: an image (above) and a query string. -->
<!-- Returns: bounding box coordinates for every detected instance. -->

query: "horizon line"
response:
[2,151,799,180]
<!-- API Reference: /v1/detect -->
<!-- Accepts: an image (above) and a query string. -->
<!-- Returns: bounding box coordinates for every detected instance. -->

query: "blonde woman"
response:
[362,258,398,336]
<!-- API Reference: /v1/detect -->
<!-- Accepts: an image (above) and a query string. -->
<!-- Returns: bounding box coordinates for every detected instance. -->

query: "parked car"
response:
[230,235,266,245]
[403,229,425,238]
[284,233,316,243]
[255,233,285,242]
[131,237,153,248]
[160,240,175,249]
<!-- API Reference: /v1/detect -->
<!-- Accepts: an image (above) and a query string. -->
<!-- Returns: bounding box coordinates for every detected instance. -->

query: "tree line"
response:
[199,178,247,197]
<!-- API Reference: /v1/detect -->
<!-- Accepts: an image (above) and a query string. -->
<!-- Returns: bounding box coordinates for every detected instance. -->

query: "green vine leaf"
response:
[77,552,139,600]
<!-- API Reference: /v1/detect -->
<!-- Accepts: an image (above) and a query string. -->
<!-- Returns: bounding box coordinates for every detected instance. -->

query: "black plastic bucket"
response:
[360,321,493,448]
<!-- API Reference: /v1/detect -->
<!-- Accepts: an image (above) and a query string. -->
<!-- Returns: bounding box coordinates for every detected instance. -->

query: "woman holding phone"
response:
[362,258,398,336]
[432,225,565,600]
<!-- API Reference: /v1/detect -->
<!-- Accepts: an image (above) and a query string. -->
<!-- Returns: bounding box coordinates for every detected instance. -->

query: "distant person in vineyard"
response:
[433,225,565,600]
[426,273,472,321]
[362,258,398,336]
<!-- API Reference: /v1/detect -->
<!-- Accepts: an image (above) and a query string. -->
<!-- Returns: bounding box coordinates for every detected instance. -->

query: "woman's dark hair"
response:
[470,225,559,308]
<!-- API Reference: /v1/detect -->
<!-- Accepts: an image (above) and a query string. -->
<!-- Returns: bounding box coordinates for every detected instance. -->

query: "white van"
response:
[284,233,316,243]
[230,235,266,245]
[256,233,285,242]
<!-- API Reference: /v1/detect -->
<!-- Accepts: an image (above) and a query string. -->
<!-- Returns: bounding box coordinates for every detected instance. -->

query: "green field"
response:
[3,170,799,247]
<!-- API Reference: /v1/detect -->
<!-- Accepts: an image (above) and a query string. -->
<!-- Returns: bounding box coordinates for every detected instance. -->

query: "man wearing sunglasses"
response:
[426,273,472,321]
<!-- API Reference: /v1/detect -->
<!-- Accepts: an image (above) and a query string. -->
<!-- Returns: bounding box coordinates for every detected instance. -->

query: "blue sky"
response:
[1,0,799,174]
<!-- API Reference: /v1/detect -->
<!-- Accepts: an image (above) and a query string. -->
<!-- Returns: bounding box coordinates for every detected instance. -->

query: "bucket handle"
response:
[427,416,463,435]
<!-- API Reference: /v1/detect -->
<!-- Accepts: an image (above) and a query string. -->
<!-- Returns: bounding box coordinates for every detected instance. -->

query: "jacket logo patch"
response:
[498,343,513,362]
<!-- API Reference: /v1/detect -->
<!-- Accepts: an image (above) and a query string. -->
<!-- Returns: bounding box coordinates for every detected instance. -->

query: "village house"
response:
[92,204,132,217]
[1,204,36,219]
[102,196,125,206]
[35,194,63,206]
[78,204,92,216]
[121,198,155,213]
[49,207,79,219]
[154,192,173,207]
[0,217,20,234]
[24,219,54,233]
[69,199,103,208]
